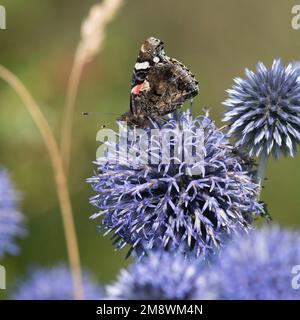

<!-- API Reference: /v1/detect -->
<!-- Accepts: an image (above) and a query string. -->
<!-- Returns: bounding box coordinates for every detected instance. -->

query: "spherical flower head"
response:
[223,59,300,158]
[107,251,210,299]
[0,169,25,258]
[202,226,300,300]
[88,111,264,259]
[12,265,103,300]
[291,60,300,75]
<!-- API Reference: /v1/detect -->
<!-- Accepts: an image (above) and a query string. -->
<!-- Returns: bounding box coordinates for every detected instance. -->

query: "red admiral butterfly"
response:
[120,37,199,127]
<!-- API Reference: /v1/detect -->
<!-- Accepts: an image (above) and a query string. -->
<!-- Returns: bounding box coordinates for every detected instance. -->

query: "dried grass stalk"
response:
[0,65,84,300]
[61,0,123,173]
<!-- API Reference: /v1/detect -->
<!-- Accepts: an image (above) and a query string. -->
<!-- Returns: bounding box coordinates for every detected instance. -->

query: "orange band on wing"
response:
[133,83,143,95]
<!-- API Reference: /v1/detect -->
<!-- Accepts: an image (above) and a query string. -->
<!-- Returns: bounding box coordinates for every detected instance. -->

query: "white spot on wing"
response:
[135,61,150,70]
[153,56,160,63]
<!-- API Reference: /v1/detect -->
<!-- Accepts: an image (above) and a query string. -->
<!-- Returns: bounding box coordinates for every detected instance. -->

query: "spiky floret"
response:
[0,169,25,258]
[12,265,103,300]
[200,226,300,300]
[223,59,300,158]
[106,251,210,299]
[88,112,264,259]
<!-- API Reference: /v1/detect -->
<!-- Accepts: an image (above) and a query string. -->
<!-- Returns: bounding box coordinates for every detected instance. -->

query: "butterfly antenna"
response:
[99,121,115,129]
[82,111,122,117]
[81,113,114,128]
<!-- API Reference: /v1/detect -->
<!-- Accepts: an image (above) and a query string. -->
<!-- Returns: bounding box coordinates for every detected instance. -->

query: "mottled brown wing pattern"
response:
[120,37,199,127]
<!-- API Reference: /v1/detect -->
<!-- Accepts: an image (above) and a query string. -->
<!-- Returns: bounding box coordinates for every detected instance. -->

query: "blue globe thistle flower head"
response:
[0,169,25,258]
[106,251,211,299]
[201,226,300,300]
[223,59,300,158]
[291,60,300,75]
[12,265,103,300]
[88,111,264,259]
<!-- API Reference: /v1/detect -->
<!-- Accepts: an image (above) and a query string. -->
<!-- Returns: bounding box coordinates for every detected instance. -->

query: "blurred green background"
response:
[1,0,300,299]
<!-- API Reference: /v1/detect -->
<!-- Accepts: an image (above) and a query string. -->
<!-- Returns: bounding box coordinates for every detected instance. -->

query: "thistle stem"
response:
[256,150,269,197]
[189,99,194,115]
[0,65,84,300]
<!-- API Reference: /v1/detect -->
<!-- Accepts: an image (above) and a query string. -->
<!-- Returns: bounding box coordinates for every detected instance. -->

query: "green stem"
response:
[256,150,269,197]
[189,99,194,116]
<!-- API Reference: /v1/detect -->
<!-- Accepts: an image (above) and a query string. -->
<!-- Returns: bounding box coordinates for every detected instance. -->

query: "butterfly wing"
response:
[166,58,199,105]
[123,37,199,127]
[131,60,199,118]
[130,58,152,115]
[130,37,166,115]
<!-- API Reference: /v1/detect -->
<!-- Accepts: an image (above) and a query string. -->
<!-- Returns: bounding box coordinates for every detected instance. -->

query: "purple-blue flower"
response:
[291,60,300,75]
[88,111,264,259]
[201,226,300,300]
[106,251,210,299]
[0,169,25,258]
[223,59,300,158]
[12,264,103,300]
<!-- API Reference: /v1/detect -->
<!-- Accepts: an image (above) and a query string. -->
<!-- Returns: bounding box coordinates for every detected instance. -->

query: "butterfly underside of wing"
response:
[120,37,199,127]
